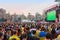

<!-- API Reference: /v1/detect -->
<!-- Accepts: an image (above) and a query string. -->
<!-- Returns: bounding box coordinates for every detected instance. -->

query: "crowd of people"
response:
[0,22,60,40]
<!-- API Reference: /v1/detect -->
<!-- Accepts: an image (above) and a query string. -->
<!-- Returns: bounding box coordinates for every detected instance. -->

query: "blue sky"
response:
[0,0,54,3]
[0,0,56,16]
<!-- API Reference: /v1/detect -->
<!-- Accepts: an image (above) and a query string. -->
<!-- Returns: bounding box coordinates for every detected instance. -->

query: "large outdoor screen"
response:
[46,10,56,21]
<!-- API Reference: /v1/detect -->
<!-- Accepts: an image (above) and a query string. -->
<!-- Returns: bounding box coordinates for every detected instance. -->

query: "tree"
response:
[27,12,35,21]
[20,14,26,19]
[35,12,42,21]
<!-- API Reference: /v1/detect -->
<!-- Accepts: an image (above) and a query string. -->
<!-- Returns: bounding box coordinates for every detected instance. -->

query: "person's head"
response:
[11,38,16,40]
[37,26,41,30]
[0,28,2,32]
[31,30,36,35]
[51,28,56,34]
[21,33,27,39]
[46,33,52,40]
[7,30,11,35]
[0,32,4,39]
[57,27,60,30]
[41,27,46,31]
[16,24,18,27]
[25,24,28,27]
[18,29,22,36]
[12,31,16,35]
[18,29,21,33]
[22,24,25,27]
[31,25,35,28]
[51,24,56,28]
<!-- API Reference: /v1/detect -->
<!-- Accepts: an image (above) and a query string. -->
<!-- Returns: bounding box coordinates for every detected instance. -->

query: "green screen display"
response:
[47,10,56,21]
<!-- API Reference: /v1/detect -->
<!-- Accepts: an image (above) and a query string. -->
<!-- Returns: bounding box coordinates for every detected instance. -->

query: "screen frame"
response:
[45,8,56,22]
[46,10,56,21]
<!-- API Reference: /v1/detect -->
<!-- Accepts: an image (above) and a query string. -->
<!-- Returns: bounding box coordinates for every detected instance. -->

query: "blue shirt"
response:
[39,31,47,37]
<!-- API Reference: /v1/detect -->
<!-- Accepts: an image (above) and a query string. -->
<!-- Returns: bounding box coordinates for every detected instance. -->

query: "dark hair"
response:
[12,38,16,40]
[31,30,36,34]
[18,29,21,32]
[12,31,16,35]
[31,25,35,28]
[0,26,2,28]
[21,33,27,38]
[51,28,56,34]
[22,24,25,27]
[0,28,2,31]
[57,27,60,30]
[51,28,57,39]
[37,25,41,29]
[41,27,45,31]
[46,33,52,39]
[0,32,3,38]
[51,24,55,28]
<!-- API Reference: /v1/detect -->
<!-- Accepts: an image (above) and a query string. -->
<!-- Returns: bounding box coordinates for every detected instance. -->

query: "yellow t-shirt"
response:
[48,26,51,32]
[35,30,40,38]
[21,27,24,34]
[9,35,20,40]
[57,35,60,39]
